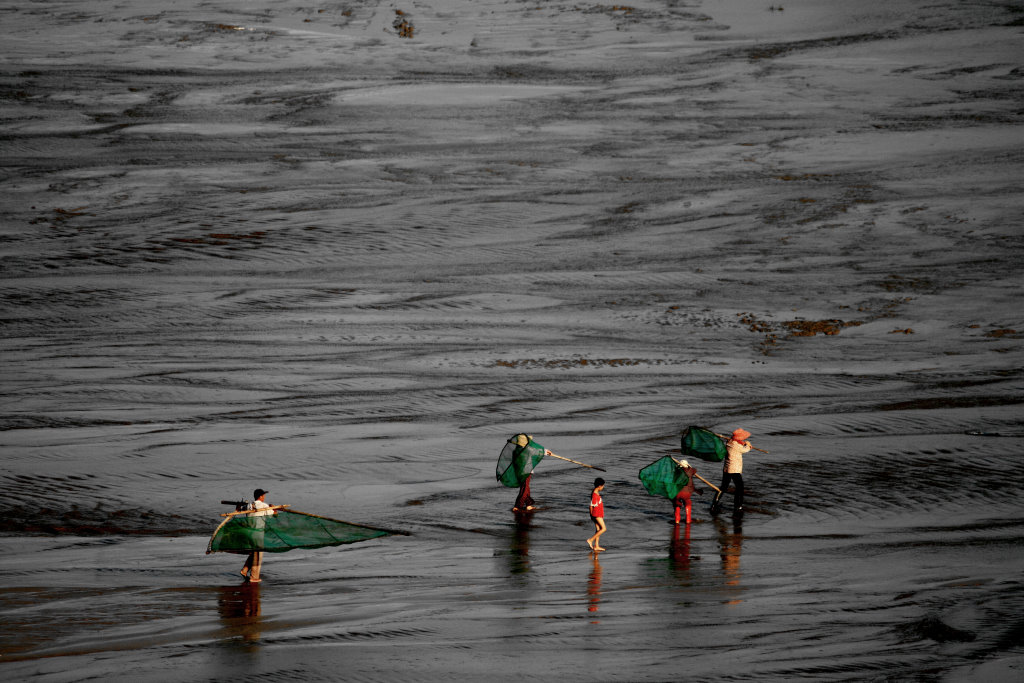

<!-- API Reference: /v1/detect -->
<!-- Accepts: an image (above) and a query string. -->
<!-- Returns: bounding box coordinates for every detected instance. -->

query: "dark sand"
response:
[1,0,1022,680]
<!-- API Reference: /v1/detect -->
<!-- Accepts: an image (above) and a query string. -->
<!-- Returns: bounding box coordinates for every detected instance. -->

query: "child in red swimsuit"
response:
[587,478,606,551]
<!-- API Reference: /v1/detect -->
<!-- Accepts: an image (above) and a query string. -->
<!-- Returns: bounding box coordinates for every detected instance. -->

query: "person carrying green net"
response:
[717,428,753,514]
[496,434,551,512]
[240,488,276,583]
[208,493,396,580]
[496,434,605,513]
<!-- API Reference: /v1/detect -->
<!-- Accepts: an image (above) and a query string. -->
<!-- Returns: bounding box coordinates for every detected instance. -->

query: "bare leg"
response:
[248,551,263,583]
[587,517,607,551]
[241,552,254,580]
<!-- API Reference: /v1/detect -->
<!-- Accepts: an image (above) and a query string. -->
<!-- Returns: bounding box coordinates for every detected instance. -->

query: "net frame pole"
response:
[220,504,291,517]
[546,451,606,472]
[670,456,722,493]
[710,431,770,453]
[286,509,405,535]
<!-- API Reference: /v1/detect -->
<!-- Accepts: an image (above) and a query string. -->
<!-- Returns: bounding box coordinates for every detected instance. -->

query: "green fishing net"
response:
[496,434,546,488]
[638,456,691,500]
[207,509,391,554]
[681,426,727,463]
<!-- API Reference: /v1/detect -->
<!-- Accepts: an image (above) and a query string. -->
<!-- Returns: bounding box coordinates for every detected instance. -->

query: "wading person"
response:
[673,460,703,525]
[507,434,551,512]
[513,473,535,512]
[240,488,275,583]
[587,478,606,551]
[716,429,752,514]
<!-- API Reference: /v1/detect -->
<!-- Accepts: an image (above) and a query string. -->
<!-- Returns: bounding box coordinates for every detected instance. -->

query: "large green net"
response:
[496,434,546,488]
[681,426,727,462]
[638,456,690,500]
[206,509,391,555]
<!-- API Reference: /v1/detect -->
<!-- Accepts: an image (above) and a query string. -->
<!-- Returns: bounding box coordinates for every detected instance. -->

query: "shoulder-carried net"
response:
[496,434,546,488]
[207,509,391,555]
[681,426,727,462]
[639,456,690,500]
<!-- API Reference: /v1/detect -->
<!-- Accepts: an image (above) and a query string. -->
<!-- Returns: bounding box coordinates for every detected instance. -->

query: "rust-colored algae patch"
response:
[394,10,414,38]
[738,312,780,354]
[782,319,864,337]
[31,206,91,228]
[880,274,934,292]
[491,357,700,369]
[494,358,642,369]
[53,207,89,219]
[738,312,865,355]
[984,328,1020,338]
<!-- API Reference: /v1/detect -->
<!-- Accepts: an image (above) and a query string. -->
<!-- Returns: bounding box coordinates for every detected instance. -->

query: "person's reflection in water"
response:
[507,511,533,576]
[586,551,602,623]
[715,515,745,606]
[217,583,263,647]
[669,522,692,576]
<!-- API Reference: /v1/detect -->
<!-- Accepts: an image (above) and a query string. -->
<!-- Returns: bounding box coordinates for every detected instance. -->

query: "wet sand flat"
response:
[1,0,1023,680]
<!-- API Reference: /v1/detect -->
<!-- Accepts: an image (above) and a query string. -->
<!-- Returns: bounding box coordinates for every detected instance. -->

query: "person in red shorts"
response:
[586,478,606,551]
[673,460,703,524]
[513,473,535,512]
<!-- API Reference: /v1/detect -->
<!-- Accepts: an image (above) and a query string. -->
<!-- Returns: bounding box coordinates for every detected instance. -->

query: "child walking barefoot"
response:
[587,478,606,551]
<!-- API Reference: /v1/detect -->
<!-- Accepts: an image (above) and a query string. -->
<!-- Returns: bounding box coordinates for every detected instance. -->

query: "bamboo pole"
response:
[692,472,721,493]
[670,456,721,493]
[220,504,290,517]
[712,431,769,453]
[546,451,607,472]
[286,509,408,535]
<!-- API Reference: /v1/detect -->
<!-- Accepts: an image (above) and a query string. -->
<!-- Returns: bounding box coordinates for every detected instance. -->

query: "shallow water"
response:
[2,0,1023,680]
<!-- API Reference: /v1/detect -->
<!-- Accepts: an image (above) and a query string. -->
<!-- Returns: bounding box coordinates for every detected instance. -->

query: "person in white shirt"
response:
[240,488,275,583]
[717,429,752,514]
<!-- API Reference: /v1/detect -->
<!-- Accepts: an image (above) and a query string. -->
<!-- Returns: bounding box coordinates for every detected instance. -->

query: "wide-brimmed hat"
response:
[731,428,751,442]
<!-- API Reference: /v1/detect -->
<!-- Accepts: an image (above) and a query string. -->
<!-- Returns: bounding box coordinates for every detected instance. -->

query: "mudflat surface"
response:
[1,1,1022,680]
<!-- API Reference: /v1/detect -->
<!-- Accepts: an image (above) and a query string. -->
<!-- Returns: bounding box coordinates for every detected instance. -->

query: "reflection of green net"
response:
[639,456,690,500]
[496,434,546,488]
[681,426,727,463]
[207,510,391,555]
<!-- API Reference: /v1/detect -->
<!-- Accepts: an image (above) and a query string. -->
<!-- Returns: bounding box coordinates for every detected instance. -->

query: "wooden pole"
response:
[692,472,721,493]
[712,431,769,454]
[287,509,409,536]
[220,504,290,517]
[546,451,607,472]
[670,456,722,493]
